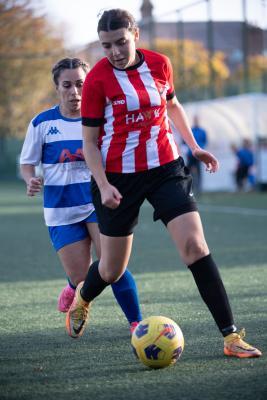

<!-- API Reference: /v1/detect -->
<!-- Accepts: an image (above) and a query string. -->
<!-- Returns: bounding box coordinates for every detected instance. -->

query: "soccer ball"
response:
[131,315,184,369]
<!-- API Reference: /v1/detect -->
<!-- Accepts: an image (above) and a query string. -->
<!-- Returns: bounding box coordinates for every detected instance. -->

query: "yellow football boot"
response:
[66,282,91,338]
[224,329,262,358]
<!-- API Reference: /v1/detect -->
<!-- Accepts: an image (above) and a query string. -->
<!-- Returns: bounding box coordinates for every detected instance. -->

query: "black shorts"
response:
[236,165,249,181]
[91,158,198,237]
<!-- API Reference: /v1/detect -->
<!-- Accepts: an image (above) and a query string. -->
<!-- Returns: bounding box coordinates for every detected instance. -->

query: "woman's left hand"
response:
[192,148,219,173]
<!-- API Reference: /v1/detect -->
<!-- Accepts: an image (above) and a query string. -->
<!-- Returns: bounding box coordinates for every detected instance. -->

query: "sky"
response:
[32,0,266,48]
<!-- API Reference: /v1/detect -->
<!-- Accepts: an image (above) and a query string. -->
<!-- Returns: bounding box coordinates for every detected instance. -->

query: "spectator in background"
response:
[231,138,255,191]
[187,116,208,194]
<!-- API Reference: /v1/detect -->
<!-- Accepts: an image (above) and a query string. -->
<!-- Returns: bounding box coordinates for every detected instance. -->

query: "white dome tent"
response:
[174,93,267,191]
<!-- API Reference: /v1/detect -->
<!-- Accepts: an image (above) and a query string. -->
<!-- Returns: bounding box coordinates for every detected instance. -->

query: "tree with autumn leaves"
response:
[151,38,230,100]
[231,55,267,92]
[139,38,267,100]
[0,0,66,163]
[1,0,267,162]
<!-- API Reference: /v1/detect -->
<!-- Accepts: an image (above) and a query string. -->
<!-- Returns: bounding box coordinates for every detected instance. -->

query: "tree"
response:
[139,38,230,100]
[230,54,267,92]
[0,0,66,163]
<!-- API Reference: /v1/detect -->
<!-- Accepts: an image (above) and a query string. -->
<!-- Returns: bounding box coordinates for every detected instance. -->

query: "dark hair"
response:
[97,9,138,33]
[51,58,90,85]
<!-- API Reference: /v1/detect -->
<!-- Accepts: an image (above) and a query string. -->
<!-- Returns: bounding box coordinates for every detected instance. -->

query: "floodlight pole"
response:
[261,0,267,92]
[148,17,155,50]
[176,10,185,100]
[206,0,215,98]
[242,0,250,92]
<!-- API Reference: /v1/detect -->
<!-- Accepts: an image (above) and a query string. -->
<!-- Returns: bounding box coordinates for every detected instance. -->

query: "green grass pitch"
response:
[0,181,266,400]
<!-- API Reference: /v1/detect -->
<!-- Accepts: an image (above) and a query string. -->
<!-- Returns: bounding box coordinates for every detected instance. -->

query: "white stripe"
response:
[122,131,140,173]
[43,162,91,186]
[138,62,162,106]
[199,204,267,217]
[43,120,81,143]
[166,132,179,159]
[163,110,170,130]
[44,204,95,226]
[102,103,115,168]
[146,126,160,169]
[113,69,140,111]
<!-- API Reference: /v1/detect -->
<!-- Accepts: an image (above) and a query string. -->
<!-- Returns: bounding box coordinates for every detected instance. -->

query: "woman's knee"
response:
[182,237,209,264]
[99,261,124,283]
[69,270,88,286]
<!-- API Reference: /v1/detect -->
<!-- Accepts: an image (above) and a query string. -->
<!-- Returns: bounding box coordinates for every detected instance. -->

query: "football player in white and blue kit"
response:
[20,58,142,333]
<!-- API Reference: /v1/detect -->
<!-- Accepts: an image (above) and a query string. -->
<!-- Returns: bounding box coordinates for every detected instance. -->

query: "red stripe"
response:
[157,130,176,166]
[134,128,150,171]
[102,71,129,172]
[126,70,151,108]
[105,131,128,173]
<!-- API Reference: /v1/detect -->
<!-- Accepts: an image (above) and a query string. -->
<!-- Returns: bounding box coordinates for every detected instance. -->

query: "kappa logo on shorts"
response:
[47,126,62,135]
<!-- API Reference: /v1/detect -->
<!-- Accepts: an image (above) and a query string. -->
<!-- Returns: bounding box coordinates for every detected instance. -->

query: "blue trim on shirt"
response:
[44,182,92,208]
[33,106,81,127]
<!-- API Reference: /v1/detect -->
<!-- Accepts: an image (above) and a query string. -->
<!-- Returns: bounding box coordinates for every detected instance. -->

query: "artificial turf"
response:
[0,181,266,400]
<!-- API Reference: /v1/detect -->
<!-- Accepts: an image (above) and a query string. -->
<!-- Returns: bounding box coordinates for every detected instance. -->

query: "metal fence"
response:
[138,0,267,102]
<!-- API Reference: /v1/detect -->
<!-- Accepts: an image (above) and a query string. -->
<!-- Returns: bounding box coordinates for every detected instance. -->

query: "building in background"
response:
[78,0,267,75]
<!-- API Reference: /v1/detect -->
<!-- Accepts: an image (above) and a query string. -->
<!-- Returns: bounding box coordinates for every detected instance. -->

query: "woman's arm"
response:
[167,97,219,172]
[167,96,200,152]
[20,164,43,196]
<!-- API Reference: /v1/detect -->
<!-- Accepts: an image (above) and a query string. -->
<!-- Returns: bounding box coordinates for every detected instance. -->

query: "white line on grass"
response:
[198,204,267,217]
[0,205,42,215]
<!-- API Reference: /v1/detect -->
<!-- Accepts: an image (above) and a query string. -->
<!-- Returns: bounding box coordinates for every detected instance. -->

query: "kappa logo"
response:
[47,126,62,135]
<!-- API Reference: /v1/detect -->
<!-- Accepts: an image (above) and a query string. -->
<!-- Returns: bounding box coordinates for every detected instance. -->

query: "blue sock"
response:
[67,277,76,290]
[111,269,142,324]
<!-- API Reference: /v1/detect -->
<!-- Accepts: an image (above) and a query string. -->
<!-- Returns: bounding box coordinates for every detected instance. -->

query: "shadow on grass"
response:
[0,324,266,400]
[1,191,267,283]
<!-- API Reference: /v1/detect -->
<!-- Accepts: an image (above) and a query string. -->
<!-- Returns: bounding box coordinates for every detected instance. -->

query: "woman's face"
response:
[99,27,139,69]
[56,67,87,117]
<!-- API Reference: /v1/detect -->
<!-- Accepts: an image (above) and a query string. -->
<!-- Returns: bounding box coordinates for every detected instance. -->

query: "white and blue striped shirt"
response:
[20,105,94,226]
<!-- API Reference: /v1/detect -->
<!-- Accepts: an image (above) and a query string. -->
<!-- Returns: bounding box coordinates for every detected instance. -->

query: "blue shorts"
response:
[48,211,98,252]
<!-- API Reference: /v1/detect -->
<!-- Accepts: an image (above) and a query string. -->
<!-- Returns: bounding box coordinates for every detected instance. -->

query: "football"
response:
[131,315,184,369]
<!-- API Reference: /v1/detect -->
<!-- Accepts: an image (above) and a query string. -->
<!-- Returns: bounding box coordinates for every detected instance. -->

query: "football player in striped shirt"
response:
[20,57,142,333]
[66,9,261,358]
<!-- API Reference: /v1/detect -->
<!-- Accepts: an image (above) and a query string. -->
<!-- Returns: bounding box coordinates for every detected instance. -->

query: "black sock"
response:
[188,254,237,336]
[80,260,110,302]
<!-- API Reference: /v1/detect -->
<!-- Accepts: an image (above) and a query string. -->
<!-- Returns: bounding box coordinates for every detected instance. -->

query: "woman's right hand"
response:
[100,183,122,209]
[26,177,43,197]
[192,148,219,173]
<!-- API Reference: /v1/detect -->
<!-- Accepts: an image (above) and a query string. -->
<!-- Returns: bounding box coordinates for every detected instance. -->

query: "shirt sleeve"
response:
[164,56,175,100]
[20,121,43,166]
[81,71,106,127]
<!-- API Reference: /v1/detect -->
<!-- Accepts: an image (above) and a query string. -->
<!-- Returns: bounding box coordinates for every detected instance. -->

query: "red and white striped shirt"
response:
[81,48,180,173]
